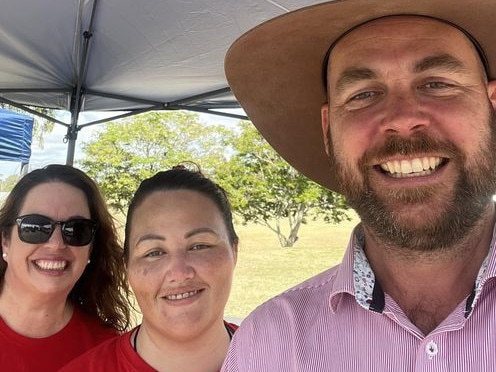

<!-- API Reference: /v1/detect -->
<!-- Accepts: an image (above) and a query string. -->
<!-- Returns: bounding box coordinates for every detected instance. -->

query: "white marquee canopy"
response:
[0,0,327,163]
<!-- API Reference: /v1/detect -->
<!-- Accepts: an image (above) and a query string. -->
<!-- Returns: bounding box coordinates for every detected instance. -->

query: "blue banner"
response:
[0,109,34,163]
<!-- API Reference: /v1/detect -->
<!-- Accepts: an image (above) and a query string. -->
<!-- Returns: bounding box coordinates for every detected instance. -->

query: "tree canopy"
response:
[81,113,350,247]
[215,121,350,247]
[81,111,229,213]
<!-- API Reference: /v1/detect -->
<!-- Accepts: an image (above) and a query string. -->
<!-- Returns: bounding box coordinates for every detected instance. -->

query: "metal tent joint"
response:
[64,125,80,143]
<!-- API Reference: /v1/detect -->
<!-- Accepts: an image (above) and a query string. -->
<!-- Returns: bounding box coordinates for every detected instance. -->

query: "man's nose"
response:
[380,90,430,136]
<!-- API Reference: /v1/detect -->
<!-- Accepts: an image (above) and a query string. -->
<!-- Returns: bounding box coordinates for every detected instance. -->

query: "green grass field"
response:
[225,213,359,318]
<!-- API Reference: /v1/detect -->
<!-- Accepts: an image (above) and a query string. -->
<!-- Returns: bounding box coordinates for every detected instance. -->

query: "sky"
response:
[0,109,244,178]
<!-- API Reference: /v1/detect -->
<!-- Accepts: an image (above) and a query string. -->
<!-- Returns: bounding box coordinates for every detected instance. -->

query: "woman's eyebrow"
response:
[185,227,218,239]
[135,228,219,245]
[136,233,165,245]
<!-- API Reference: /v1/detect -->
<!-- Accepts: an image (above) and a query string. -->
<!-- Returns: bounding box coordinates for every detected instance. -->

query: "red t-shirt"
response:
[60,322,239,371]
[0,307,117,372]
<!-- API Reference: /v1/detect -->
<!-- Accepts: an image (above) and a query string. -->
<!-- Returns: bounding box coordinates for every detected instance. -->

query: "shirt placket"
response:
[414,333,449,372]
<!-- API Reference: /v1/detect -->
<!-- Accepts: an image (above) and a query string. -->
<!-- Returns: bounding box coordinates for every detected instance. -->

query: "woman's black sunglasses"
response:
[15,214,97,247]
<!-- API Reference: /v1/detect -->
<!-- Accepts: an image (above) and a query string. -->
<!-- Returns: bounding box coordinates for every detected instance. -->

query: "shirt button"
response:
[425,340,438,358]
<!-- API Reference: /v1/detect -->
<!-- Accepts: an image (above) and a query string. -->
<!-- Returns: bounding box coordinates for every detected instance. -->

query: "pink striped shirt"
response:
[222,225,496,371]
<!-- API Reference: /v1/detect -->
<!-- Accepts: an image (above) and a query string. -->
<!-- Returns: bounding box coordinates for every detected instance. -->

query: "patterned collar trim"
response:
[352,226,384,312]
[464,220,496,317]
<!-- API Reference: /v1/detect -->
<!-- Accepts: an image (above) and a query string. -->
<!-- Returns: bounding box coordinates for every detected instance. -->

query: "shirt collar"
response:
[329,220,496,315]
[329,224,374,313]
[465,219,496,316]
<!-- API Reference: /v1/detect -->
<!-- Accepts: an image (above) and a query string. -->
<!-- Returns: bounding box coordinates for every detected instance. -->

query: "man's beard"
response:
[335,111,496,252]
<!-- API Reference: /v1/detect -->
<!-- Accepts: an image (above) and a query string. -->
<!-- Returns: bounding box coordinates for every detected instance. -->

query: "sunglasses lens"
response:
[16,215,97,246]
[62,219,96,246]
[17,215,53,244]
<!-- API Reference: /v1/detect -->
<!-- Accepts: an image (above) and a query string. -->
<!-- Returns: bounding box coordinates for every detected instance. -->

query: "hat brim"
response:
[225,0,496,193]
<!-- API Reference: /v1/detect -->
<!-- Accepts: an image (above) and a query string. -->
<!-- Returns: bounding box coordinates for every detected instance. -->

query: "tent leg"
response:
[66,138,76,166]
[65,125,78,166]
[20,162,29,176]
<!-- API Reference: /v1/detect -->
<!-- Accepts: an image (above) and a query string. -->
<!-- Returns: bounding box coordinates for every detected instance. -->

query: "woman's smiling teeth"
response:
[380,157,442,178]
[165,290,200,300]
[34,260,67,271]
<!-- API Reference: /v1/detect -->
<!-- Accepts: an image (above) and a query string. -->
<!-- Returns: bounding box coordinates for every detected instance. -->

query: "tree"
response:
[217,121,350,247]
[0,174,20,192]
[80,111,230,214]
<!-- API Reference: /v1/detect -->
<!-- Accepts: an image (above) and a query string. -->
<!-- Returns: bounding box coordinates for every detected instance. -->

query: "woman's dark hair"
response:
[0,164,132,332]
[124,163,238,262]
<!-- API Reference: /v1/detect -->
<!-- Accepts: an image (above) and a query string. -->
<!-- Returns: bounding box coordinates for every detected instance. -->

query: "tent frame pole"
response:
[66,0,99,165]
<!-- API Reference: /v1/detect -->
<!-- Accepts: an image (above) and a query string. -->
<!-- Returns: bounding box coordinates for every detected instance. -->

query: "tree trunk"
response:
[276,204,307,247]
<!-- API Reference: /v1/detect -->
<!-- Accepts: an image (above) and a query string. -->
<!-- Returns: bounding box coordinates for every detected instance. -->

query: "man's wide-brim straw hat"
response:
[225,0,496,193]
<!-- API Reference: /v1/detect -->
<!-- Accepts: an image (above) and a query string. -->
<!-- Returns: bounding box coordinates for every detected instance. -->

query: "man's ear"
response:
[487,80,496,110]
[321,104,331,156]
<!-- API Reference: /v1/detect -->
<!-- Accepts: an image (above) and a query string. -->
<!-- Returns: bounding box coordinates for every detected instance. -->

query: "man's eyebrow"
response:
[332,54,468,94]
[414,54,466,74]
[334,68,378,94]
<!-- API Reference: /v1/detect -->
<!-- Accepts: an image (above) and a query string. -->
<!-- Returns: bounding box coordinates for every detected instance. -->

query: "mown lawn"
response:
[225,213,359,319]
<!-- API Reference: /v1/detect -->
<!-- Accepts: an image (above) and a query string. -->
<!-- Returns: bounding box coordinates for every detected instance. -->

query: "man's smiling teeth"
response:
[380,157,442,178]
[165,290,199,300]
[34,260,67,270]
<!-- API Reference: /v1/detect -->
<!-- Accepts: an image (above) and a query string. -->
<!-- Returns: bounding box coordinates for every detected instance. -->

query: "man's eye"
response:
[422,81,450,89]
[350,91,377,101]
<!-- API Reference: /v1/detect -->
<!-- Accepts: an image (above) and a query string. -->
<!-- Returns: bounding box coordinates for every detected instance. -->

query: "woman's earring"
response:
[87,259,91,265]
[2,252,7,260]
